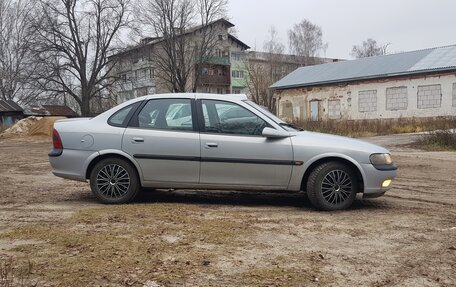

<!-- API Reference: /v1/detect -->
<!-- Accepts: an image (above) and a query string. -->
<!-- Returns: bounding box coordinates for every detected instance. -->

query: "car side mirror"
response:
[262,127,291,138]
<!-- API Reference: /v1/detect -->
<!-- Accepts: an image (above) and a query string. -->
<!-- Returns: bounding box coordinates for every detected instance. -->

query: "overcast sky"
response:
[228,0,456,59]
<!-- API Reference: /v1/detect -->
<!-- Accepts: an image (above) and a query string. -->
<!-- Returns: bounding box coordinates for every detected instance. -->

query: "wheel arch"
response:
[300,155,365,193]
[85,150,143,183]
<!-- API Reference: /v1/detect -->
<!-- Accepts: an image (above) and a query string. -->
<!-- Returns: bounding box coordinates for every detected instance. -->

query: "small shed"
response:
[24,105,79,118]
[0,100,24,127]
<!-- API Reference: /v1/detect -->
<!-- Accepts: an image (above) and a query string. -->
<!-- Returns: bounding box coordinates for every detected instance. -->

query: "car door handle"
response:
[132,137,145,143]
[205,142,218,148]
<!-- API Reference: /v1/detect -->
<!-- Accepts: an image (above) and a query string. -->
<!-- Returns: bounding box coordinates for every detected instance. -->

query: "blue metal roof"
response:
[271,45,456,90]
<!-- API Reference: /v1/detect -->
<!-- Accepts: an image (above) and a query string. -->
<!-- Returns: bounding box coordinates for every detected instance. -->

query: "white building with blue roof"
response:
[271,45,456,121]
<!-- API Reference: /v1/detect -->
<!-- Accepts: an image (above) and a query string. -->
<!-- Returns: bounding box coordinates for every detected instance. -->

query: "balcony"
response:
[197,64,230,86]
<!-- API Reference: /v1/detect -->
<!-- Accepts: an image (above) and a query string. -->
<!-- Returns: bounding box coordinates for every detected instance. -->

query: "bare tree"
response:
[0,0,42,104]
[248,27,287,112]
[288,19,326,66]
[263,27,285,57]
[135,0,228,93]
[135,0,195,92]
[351,38,389,58]
[33,0,132,116]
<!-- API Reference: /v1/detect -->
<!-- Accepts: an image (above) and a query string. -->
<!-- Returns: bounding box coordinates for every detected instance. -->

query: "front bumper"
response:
[361,163,397,196]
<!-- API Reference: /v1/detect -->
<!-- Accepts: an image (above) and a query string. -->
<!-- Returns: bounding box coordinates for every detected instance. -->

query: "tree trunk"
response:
[80,92,91,117]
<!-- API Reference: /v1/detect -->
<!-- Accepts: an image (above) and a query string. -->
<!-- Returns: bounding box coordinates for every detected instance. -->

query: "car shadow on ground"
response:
[135,189,312,208]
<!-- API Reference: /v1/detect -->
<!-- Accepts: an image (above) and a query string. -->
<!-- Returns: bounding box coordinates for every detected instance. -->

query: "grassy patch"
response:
[293,117,456,137]
[412,130,456,151]
[0,257,37,287]
[0,204,257,286]
[0,204,334,286]
[242,265,323,286]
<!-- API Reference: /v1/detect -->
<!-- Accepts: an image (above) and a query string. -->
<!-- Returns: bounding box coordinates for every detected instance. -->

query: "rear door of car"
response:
[197,98,293,189]
[122,96,201,184]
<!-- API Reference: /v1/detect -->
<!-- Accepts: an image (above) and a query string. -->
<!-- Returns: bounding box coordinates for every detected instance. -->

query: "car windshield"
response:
[244,100,300,132]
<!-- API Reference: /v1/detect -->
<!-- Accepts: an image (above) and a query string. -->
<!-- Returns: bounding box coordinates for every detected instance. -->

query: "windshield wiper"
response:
[279,122,303,131]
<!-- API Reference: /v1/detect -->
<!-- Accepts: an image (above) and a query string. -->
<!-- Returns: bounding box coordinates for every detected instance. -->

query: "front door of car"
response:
[198,99,293,189]
[122,98,200,184]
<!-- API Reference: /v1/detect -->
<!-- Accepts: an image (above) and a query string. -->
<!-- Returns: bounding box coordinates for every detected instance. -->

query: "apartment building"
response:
[109,19,250,102]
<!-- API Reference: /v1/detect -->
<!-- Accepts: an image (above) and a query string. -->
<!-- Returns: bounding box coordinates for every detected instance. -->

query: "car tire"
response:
[90,158,140,204]
[307,161,359,211]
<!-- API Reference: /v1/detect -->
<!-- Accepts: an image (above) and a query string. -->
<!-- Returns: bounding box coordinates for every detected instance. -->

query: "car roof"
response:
[145,93,248,101]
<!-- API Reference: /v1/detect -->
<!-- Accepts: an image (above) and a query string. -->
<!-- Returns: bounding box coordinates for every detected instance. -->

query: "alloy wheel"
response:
[96,164,131,198]
[320,169,352,205]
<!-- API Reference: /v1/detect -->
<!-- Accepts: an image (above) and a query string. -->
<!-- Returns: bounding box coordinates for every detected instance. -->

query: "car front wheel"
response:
[90,158,140,204]
[307,161,359,211]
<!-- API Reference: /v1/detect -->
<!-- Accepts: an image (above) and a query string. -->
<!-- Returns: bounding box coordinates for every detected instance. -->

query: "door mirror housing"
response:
[262,127,291,138]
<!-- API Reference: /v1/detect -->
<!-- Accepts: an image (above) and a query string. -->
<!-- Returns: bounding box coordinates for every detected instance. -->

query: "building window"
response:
[358,90,377,112]
[452,83,456,107]
[231,53,241,61]
[281,101,294,119]
[218,34,223,41]
[215,49,222,57]
[386,87,408,111]
[232,70,244,79]
[233,88,242,94]
[149,68,155,79]
[120,74,127,83]
[216,88,224,94]
[417,84,441,109]
[328,100,341,119]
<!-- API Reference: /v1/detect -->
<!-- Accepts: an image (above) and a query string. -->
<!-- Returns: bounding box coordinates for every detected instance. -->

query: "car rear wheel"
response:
[90,158,140,204]
[307,162,358,211]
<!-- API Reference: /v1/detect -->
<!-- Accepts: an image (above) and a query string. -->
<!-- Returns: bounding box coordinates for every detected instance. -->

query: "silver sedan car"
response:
[48,93,397,210]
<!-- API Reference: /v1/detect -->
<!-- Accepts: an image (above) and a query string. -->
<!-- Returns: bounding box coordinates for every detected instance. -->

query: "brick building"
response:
[271,45,456,121]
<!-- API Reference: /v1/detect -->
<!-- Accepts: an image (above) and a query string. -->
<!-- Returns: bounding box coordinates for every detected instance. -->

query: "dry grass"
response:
[1,204,294,286]
[0,257,37,287]
[412,130,456,151]
[293,116,456,137]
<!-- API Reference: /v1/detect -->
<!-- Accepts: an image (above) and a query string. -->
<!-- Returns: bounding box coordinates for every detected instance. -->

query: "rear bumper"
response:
[48,149,98,182]
[48,148,63,157]
[361,163,397,196]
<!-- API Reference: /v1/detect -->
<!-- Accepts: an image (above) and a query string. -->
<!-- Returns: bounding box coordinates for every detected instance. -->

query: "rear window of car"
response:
[108,103,139,127]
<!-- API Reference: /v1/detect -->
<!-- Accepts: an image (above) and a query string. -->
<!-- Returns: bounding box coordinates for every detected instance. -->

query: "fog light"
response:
[382,180,392,188]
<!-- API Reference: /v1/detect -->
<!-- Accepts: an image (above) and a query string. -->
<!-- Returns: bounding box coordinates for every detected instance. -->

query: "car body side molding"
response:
[133,154,301,166]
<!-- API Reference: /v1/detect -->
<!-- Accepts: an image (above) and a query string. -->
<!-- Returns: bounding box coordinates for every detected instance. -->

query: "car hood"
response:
[291,131,390,154]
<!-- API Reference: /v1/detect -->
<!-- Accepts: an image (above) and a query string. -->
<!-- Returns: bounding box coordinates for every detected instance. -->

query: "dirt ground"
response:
[0,134,455,287]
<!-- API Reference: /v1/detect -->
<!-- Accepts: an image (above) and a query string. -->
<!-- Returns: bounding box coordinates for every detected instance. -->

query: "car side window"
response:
[201,100,268,136]
[136,99,193,131]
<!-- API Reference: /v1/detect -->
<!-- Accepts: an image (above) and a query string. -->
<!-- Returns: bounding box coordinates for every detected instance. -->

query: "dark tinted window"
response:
[136,99,193,131]
[201,100,268,135]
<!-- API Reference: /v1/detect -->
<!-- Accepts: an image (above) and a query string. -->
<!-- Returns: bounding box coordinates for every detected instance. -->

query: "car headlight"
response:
[370,153,393,165]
